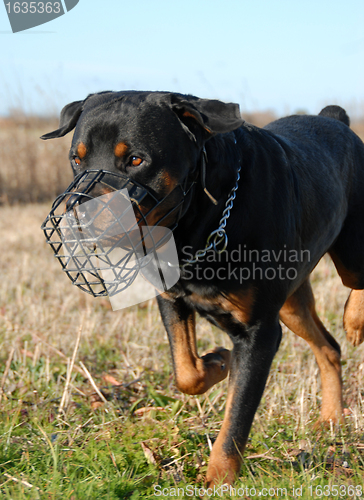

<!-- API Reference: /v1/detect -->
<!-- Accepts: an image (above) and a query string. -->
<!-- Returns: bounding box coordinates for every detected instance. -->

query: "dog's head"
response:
[42,91,243,227]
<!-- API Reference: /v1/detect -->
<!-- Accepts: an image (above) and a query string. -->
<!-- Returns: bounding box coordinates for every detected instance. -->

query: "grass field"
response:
[0,203,364,499]
[1,115,364,498]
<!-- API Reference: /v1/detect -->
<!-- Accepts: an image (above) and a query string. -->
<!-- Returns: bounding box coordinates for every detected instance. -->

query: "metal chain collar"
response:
[181,160,241,267]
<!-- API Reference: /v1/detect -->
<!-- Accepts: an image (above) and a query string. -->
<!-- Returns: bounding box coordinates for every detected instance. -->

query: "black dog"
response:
[42,92,364,486]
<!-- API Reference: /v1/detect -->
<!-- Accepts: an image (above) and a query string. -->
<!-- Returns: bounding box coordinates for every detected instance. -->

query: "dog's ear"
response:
[170,94,243,141]
[40,100,84,140]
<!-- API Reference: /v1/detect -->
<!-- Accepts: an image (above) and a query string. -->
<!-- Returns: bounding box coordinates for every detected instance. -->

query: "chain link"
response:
[181,164,241,267]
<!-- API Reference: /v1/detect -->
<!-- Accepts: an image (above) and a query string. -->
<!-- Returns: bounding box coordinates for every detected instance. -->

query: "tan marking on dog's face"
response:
[162,171,178,191]
[131,183,182,228]
[77,142,87,159]
[114,142,129,158]
[62,186,114,214]
[134,202,176,228]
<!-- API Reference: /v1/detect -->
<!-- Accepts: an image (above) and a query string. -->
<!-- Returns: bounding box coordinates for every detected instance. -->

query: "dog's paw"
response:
[344,312,364,346]
[201,347,231,375]
[344,290,364,346]
[345,326,364,346]
[175,348,231,395]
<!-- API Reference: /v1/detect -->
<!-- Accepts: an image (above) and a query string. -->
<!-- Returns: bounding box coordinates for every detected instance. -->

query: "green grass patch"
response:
[1,205,364,498]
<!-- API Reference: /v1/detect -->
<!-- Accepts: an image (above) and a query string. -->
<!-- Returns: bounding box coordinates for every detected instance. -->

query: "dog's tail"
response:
[318,105,350,127]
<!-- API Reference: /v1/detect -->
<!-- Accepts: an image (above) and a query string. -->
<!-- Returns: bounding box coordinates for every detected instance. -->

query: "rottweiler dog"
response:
[42,92,364,486]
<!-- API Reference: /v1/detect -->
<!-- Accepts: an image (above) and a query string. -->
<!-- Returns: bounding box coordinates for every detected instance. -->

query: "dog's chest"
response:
[183,288,255,327]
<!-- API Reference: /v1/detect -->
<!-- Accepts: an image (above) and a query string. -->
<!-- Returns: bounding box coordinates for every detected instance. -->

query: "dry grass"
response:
[0,117,72,205]
[1,113,364,496]
[1,112,363,206]
[1,204,364,497]
[0,202,232,381]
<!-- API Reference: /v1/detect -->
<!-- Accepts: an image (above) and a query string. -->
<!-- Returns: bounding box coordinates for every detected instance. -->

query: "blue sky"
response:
[1,0,364,118]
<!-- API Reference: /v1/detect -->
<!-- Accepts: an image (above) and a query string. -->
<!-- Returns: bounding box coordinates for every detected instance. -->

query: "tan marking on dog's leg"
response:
[205,391,242,487]
[171,313,231,395]
[344,289,364,346]
[279,280,343,423]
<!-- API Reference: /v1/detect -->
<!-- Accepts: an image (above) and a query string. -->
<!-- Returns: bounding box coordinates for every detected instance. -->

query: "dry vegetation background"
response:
[1,111,363,205]
[0,116,72,205]
[1,111,364,496]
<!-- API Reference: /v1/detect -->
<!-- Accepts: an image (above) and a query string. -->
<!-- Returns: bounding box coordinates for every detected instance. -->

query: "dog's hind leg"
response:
[279,279,343,422]
[343,289,364,346]
[329,227,364,346]
[157,295,231,395]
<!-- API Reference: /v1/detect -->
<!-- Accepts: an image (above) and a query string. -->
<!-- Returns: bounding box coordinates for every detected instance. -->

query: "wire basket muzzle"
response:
[41,170,180,306]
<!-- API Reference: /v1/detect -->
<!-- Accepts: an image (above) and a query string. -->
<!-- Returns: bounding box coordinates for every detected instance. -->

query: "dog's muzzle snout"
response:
[41,169,184,298]
[65,193,91,212]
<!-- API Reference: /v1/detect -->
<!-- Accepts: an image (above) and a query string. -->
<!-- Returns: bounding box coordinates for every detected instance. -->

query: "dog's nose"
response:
[65,194,78,211]
[65,193,90,212]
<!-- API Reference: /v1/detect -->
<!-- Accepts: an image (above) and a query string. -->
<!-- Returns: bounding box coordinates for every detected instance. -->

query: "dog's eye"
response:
[130,156,143,167]
[72,156,81,165]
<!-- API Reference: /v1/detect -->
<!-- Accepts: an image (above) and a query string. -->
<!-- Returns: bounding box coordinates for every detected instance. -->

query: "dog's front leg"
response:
[206,321,282,486]
[157,295,231,395]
